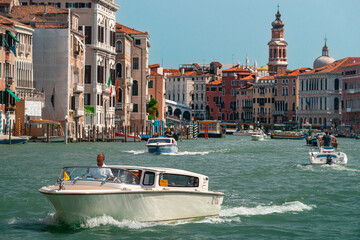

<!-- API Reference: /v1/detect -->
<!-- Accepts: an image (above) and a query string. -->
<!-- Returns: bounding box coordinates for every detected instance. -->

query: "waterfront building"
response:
[20,0,120,134]
[236,82,253,124]
[0,16,21,131]
[273,68,310,127]
[205,78,222,120]
[341,62,360,132]
[9,5,85,139]
[148,64,166,121]
[297,56,360,128]
[252,76,275,125]
[165,62,222,120]
[221,66,253,122]
[115,23,149,130]
[267,9,288,76]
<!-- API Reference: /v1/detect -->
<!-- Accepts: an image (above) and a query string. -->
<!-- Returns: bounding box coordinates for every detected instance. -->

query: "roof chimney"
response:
[44,5,47,14]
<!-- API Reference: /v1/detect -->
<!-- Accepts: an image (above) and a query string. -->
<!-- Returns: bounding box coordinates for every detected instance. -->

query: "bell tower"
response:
[267,7,288,76]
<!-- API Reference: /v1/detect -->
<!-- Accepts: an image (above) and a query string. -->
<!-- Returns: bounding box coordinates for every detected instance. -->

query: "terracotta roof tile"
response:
[211,61,222,66]
[259,76,274,80]
[116,23,147,35]
[150,70,163,76]
[149,63,160,68]
[301,57,360,75]
[207,78,223,85]
[223,66,251,72]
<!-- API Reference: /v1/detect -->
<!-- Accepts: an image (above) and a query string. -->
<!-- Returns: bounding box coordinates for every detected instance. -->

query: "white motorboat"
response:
[39,165,224,223]
[233,130,256,136]
[309,147,348,165]
[146,137,178,154]
[251,131,266,141]
[0,135,30,144]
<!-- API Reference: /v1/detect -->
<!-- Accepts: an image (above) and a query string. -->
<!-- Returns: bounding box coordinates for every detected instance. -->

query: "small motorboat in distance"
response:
[0,135,30,144]
[309,146,348,165]
[39,165,224,223]
[146,137,178,154]
[251,130,266,141]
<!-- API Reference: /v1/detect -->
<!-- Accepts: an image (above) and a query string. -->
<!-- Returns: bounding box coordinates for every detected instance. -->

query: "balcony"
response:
[346,89,355,94]
[127,103,133,112]
[76,108,85,116]
[115,103,123,110]
[74,83,84,93]
[126,77,133,86]
[272,110,285,116]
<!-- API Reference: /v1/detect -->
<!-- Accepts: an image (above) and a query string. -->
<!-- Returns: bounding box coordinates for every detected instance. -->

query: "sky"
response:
[114,0,360,70]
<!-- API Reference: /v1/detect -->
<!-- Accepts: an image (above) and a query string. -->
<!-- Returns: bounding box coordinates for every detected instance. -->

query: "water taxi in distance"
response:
[146,137,178,154]
[233,129,256,136]
[39,165,224,223]
[221,122,237,135]
[198,120,226,138]
[309,147,348,165]
[270,130,305,140]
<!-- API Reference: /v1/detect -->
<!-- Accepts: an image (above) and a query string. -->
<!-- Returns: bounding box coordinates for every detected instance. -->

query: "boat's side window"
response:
[143,172,155,186]
[160,174,199,187]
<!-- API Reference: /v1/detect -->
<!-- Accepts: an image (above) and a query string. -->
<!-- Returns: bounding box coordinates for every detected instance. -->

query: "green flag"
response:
[107,75,111,87]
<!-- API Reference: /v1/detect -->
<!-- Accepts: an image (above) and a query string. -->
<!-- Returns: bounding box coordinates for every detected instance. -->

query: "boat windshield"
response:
[148,138,171,144]
[60,167,140,185]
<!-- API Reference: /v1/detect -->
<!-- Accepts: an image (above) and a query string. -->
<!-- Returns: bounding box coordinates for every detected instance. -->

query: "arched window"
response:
[334,78,339,90]
[116,63,122,78]
[117,88,122,103]
[116,40,123,53]
[132,80,138,96]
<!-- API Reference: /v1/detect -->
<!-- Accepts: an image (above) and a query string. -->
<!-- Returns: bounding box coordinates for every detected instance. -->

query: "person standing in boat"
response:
[323,131,332,147]
[88,153,114,180]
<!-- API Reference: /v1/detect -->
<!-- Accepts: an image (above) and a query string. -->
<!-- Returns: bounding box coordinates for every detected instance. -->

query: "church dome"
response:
[272,11,284,29]
[313,42,335,68]
[313,56,335,69]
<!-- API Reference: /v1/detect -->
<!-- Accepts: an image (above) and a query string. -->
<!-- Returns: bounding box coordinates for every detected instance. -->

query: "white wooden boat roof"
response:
[63,165,208,178]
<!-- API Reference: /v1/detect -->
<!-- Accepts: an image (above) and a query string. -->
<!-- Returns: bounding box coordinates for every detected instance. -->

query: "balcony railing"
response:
[74,83,84,93]
[272,110,285,116]
[115,103,123,110]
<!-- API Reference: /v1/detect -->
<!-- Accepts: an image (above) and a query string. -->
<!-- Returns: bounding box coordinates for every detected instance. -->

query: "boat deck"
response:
[45,185,117,191]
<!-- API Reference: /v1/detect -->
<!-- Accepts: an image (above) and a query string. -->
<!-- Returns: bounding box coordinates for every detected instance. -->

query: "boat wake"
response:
[220,201,314,217]
[162,151,210,156]
[9,202,313,230]
[123,150,146,155]
[297,164,360,173]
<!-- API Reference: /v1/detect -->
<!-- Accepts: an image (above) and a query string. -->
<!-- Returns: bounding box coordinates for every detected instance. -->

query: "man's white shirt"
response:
[88,164,114,180]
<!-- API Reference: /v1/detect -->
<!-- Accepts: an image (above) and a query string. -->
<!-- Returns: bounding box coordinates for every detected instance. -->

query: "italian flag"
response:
[107,75,112,97]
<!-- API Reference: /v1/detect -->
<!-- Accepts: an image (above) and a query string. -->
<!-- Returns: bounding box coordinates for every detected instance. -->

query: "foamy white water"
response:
[162,151,209,156]
[220,201,314,217]
[123,150,146,155]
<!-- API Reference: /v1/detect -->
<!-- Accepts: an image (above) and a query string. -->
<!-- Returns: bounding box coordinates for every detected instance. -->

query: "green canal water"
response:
[1,136,359,239]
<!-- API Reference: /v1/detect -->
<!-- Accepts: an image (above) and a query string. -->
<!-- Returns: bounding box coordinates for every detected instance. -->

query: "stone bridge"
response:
[165,99,192,123]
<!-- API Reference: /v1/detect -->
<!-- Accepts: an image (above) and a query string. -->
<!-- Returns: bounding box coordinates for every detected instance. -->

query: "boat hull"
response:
[308,152,348,165]
[40,190,223,223]
[0,136,29,144]
[146,145,178,154]
[271,135,305,140]
[251,135,265,141]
